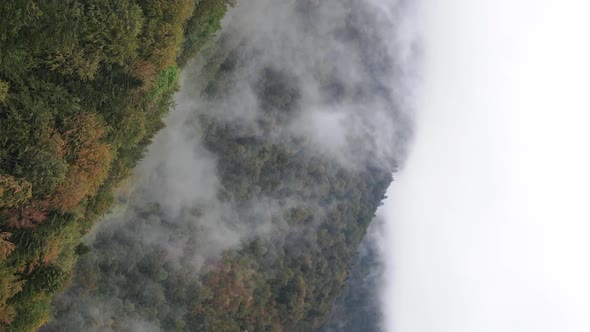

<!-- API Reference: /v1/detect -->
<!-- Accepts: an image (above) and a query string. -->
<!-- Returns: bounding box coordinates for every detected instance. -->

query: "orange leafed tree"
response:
[4,199,50,229]
[0,175,32,209]
[51,112,112,212]
[0,232,15,261]
[1,175,49,229]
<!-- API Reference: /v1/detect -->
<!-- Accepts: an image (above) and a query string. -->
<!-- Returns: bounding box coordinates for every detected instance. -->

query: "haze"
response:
[380,0,590,331]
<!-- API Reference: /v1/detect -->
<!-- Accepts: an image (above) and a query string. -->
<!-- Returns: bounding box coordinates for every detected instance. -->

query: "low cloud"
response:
[44,0,417,330]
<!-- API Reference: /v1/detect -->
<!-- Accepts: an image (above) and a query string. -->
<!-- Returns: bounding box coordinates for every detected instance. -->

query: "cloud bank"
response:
[380,0,590,331]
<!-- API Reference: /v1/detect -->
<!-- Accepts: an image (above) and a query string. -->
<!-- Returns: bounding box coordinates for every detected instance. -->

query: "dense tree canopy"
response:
[0,0,230,330]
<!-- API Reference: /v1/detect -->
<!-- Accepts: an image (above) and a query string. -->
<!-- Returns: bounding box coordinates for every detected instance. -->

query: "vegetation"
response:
[317,227,384,332]
[2,1,394,331]
[0,0,231,330]
[44,40,395,331]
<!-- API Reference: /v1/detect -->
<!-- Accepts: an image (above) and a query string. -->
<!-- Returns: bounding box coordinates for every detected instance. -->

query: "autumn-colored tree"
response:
[130,60,158,92]
[0,268,23,327]
[5,199,50,229]
[1,176,50,229]
[0,304,16,327]
[0,80,9,103]
[51,113,112,212]
[138,0,195,68]
[0,233,15,261]
[0,175,32,209]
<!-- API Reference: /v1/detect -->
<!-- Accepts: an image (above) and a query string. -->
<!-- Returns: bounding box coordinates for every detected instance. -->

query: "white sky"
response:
[380,0,590,331]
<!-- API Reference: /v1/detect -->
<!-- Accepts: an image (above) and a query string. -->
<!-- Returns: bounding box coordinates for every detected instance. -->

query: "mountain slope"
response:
[44,0,411,330]
[44,45,394,331]
[1,0,411,330]
[0,1,231,330]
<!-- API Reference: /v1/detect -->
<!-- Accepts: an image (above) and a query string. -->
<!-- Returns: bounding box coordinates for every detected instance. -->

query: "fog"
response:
[380,0,590,331]
[43,0,416,330]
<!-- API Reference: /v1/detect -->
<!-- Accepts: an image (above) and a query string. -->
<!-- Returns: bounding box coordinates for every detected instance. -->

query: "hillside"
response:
[1,0,409,331]
[0,1,231,330]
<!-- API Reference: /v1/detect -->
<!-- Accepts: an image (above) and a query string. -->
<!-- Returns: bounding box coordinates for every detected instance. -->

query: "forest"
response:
[0,0,231,330]
[318,221,384,332]
[1,0,406,331]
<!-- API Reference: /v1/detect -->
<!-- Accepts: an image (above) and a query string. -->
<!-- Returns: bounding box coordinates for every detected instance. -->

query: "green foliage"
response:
[318,232,383,332]
[0,0,230,329]
[74,243,91,256]
[12,149,68,199]
[0,176,32,209]
[45,40,393,332]
[0,264,21,325]
[177,0,230,67]
[135,0,196,68]
[2,0,388,330]
[149,65,180,100]
[0,81,8,103]
[6,296,51,332]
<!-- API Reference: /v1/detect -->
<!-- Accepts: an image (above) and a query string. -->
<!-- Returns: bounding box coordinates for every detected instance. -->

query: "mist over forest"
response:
[0,0,415,331]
